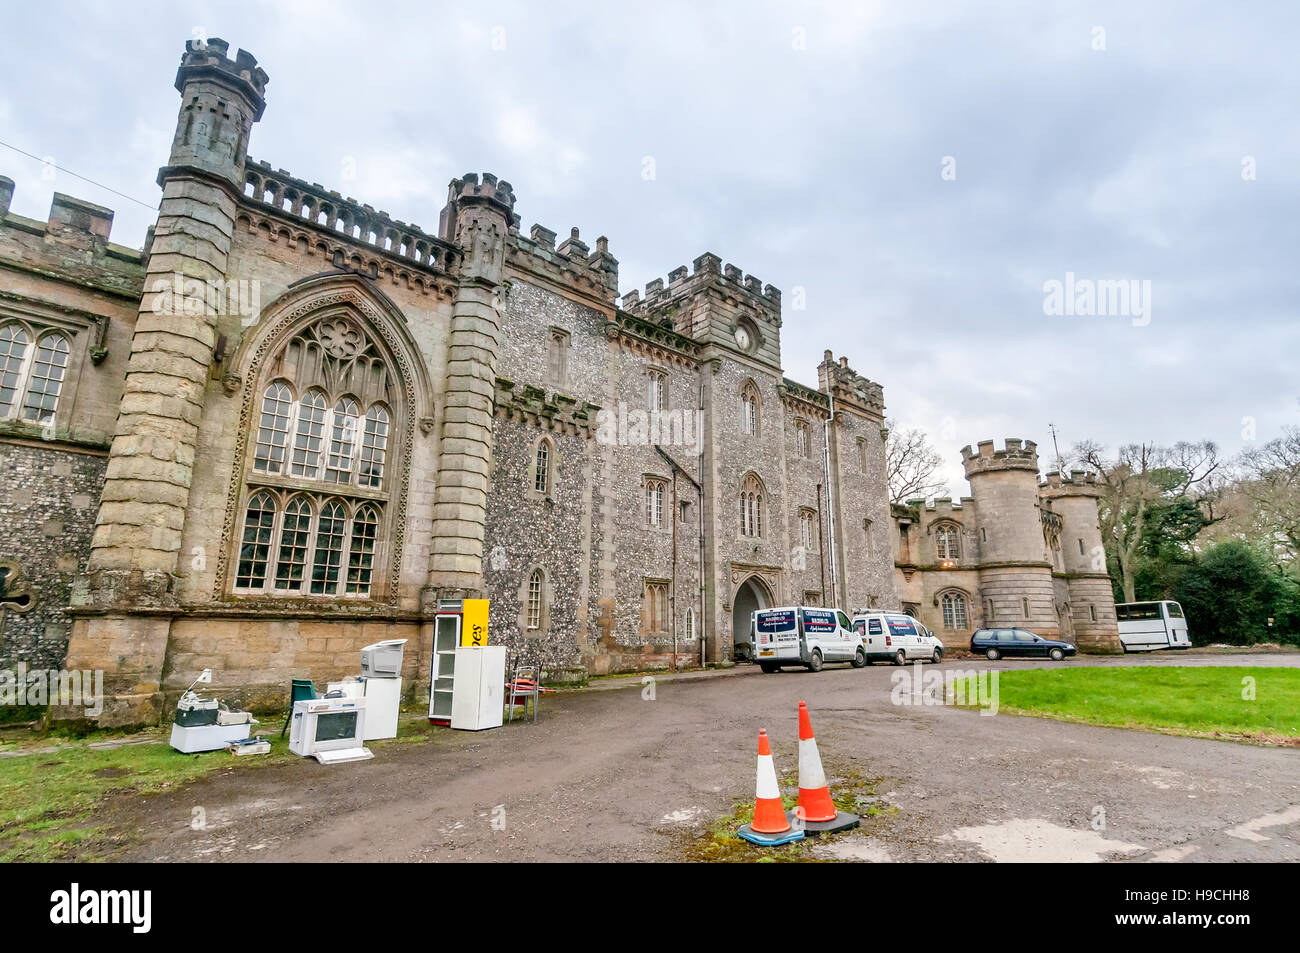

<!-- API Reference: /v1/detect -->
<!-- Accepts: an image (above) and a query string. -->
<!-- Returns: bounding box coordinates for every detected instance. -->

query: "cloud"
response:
[0,0,1294,488]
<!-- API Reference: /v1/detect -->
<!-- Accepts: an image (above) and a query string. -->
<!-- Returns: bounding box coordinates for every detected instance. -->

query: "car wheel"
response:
[759,662,777,674]
[1049,647,1065,661]
[851,647,867,669]
[807,649,824,673]
[893,649,907,666]
[931,647,943,664]
[986,648,1000,661]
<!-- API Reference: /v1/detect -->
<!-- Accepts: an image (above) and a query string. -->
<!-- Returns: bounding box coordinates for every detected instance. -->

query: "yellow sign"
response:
[461,599,490,646]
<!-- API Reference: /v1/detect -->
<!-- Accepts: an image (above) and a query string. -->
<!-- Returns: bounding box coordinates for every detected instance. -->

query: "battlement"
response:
[817,350,885,416]
[903,496,975,514]
[1041,468,1102,497]
[175,38,269,116]
[961,437,1040,477]
[493,376,600,436]
[444,172,516,217]
[242,158,459,275]
[511,224,619,303]
[0,178,146,297]
[621,251,781,318]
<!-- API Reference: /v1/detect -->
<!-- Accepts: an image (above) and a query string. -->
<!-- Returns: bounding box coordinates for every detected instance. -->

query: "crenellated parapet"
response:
[1040,468,1102,498]
[510,224,619,305]
[493,376,600,437]
[817,350,885,419]
[961,437,1040,477]
[0,179,146,299]
[621,251,781,324]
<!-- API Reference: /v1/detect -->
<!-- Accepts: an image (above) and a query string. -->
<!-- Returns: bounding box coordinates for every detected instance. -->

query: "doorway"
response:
[731,575,773,660]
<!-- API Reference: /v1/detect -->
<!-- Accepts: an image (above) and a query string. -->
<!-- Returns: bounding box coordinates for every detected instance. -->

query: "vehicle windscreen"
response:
[801,608,839,635]
[1165,603,1185,619]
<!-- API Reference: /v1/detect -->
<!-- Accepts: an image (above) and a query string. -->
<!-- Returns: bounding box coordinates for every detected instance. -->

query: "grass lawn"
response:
[956,666,1300,745]
[0,709,446,862]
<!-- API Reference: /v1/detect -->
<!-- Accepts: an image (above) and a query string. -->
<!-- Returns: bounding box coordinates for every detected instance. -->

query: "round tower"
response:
[1041,470,1122,652]
[961,438,1059,637]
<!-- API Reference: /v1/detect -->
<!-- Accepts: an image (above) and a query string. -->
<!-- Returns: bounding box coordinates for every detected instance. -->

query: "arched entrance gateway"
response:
[732,574,774,660]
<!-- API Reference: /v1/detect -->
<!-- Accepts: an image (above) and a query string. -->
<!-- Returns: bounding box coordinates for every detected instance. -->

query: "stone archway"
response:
[731,574,774,660]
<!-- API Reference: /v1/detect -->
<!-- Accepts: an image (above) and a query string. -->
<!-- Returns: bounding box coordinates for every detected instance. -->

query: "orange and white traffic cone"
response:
[737,729,805,846]
[790,701,860,835]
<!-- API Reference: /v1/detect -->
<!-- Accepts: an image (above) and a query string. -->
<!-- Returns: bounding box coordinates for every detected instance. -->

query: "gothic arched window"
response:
[740,381,761,437]
[234,313,401,599]
[531,436,555,497]
[935,522,962,562]
[739,472,765,538]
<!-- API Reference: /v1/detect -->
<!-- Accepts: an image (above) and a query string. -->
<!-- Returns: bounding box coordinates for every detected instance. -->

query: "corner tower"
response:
[1041,471,1122,652]
[961,439,1059,637]
[64,39,267,725]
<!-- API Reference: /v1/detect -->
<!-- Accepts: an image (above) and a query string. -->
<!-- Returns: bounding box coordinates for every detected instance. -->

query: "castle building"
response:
[0,39,900,726]
[891,438,1121,652]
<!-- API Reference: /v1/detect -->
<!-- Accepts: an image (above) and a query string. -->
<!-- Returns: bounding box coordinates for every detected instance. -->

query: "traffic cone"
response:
[737,729,804,846]
[789,701,860,835]
[796,701,838,822]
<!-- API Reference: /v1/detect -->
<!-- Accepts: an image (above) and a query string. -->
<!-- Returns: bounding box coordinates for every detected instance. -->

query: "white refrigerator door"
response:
[451,646,505,730]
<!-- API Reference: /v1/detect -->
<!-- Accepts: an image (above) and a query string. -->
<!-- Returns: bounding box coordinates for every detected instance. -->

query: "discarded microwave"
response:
[289,695,373,764]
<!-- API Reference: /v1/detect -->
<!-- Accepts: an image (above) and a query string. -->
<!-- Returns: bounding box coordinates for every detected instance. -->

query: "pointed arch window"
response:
[646,478,666,527]
[740,381,761,437]
[533,438,552,496]
[935,522,962,561]
[527,569,544,629]
[648,370,667,413]
[740,472,765,538]
[234,311,403,600]
[795,418,810,457]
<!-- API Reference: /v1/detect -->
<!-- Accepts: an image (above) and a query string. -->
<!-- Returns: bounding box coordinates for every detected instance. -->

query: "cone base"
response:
[786,809,860,836]
[738,823,806,846]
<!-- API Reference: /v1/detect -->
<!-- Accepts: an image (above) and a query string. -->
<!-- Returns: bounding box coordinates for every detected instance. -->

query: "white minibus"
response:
[1115,600,1191,652]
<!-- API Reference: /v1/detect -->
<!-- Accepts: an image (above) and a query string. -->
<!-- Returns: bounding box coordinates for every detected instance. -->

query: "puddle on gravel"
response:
[939,817,1144,862]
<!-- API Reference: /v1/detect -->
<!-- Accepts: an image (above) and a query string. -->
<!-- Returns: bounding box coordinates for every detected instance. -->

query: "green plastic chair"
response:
[279,678,317,737]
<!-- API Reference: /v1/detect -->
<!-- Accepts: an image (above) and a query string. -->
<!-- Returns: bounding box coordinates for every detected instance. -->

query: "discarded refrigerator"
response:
[450,645,505,731]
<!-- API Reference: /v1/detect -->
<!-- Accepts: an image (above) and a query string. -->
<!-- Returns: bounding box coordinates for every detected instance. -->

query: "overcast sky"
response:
[2,1,1296,491]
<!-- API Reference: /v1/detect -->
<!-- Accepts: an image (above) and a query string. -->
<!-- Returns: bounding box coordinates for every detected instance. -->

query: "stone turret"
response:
[961,438,1059,636]
[1041,470,1122,652]
[426,173,516,594]
[65,39,268,726]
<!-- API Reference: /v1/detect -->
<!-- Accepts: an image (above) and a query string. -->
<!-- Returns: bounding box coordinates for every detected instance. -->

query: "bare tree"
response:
[1075,439,1225,602]
[1238,426,1300,565]
[885,420,948,504]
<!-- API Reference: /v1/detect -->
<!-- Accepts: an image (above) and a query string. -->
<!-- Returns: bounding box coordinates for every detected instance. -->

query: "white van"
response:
[853,611,945,665]
[751,606,865,673]
[1116,601,1191,652]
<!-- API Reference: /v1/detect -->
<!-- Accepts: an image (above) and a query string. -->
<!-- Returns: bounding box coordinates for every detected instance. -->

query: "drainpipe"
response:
[656,443,703,668]
[816,483,827,603]
[671,469,678,668]
[822,385,838,603]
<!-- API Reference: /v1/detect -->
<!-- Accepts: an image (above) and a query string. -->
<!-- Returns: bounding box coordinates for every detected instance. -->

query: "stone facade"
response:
[891,438,1122,653]
[0,39,1120,727]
